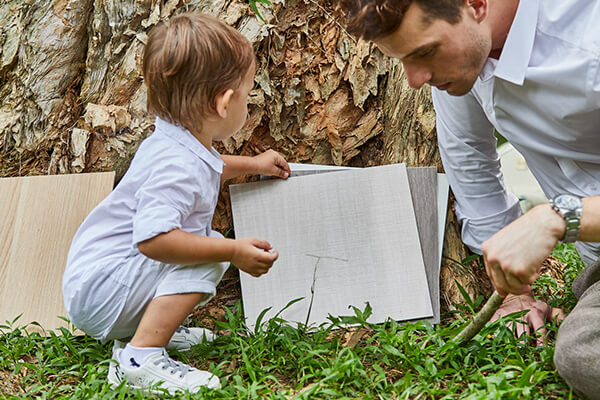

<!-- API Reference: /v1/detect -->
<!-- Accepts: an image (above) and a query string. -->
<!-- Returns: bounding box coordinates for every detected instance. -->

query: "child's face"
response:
[214,61,256,141]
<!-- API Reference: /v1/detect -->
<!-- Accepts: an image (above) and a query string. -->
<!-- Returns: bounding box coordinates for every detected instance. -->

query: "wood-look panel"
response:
[0,172,114,333]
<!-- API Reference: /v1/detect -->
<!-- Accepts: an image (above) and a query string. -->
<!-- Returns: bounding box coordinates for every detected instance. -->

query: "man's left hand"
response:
[491,291,565,345]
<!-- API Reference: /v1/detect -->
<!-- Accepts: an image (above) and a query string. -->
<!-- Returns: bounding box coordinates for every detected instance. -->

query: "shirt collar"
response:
[154,117,224,174]
[493,0,539,85]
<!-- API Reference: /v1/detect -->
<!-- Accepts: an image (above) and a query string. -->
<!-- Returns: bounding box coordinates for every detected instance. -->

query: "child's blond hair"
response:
[143,13,255,133]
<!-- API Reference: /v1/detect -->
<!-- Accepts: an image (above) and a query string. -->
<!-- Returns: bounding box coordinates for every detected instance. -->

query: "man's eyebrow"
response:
[403,43,437,59]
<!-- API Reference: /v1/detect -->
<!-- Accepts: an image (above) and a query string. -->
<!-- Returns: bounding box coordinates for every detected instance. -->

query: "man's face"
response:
[375,2,491,96]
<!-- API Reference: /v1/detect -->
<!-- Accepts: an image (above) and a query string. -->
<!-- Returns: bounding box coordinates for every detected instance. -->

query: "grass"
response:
[0,243,585,399]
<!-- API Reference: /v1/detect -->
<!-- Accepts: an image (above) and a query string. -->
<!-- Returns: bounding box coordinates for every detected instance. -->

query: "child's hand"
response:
[254,149,290,179]
[232,237,278,277]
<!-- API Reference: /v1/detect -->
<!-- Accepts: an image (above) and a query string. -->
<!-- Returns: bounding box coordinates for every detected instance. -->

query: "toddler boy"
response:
[62,12,289,395]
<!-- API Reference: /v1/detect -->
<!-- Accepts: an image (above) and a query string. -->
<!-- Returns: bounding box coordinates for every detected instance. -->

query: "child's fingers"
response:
[268,162,289,179]
[255,249,278,264]
[276,165,289,179]
[275,156,290,177]
[250,238,272,251]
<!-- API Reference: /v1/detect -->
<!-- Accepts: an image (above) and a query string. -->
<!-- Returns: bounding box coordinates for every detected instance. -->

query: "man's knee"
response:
[554,289,600,399]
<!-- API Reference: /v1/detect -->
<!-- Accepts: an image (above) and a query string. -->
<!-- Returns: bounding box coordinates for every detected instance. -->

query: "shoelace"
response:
[153,352,192,378]
[176,326,190,334]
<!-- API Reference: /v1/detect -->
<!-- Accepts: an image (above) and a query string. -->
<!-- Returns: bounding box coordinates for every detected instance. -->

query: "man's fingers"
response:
[514,318,530,340]
[535,326,548,346]
[525,304,549,345]
[504,272,529,295]
[489,264,511,296]
[550,307,566,323]
[527,311,548,346]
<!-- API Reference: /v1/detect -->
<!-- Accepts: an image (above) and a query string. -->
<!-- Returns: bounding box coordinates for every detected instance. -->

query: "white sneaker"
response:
[166,326,216,352]
[107,340,126,386]
[107,348,220,394]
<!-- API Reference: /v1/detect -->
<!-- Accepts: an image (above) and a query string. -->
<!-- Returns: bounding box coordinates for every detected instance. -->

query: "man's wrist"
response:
[549,194,582,242]
[539,203,567,242]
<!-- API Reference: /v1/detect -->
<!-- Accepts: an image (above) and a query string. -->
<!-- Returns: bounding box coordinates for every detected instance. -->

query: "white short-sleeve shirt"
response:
[63,117,224,310]
[432,0,600,264]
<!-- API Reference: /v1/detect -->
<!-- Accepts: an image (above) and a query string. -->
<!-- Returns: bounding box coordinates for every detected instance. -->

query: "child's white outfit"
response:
[62,117,228,342]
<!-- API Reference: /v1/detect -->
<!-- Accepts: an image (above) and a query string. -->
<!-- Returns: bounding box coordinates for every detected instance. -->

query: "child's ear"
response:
[214,88,234,119]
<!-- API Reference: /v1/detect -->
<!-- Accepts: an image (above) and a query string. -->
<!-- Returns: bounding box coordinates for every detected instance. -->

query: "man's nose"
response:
[403,63,432,89]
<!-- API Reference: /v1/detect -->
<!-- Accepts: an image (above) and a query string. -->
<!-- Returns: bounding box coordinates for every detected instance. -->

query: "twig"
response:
[304,254,348,326]
[453,291,504,343]
[304,256,321,326]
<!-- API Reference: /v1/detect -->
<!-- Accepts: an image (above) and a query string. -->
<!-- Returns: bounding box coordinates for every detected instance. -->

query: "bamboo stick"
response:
[453,291,505,343]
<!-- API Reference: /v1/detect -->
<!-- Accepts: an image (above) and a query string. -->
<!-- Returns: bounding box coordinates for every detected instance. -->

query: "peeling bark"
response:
[0,0,481,308]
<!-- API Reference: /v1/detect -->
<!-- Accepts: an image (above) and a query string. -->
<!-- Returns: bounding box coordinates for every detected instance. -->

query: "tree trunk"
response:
[0,0,484,310]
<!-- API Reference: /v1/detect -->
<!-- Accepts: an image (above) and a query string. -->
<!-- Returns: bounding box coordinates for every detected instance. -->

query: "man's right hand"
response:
[231,237,278,277]
[491,290,564,345]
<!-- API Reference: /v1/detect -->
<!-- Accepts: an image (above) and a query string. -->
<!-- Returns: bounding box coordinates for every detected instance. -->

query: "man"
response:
[340,0,600,397]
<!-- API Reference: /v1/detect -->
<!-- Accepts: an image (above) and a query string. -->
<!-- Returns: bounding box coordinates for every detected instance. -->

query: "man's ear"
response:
[466,0,487,22]
[214,88,234,119]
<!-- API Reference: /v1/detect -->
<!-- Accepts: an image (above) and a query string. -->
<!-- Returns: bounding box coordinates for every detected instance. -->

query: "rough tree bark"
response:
[0,0,486,310]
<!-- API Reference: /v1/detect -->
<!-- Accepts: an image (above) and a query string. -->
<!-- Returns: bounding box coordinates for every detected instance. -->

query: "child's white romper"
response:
[63,118,229,341]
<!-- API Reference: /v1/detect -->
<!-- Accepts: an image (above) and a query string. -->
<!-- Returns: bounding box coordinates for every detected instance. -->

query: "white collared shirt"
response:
[65,117,224,272]
[432,0,600,264]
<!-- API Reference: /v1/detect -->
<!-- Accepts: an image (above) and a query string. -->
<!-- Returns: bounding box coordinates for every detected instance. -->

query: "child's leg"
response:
[129,292,207,348]
[110,291,221,393]
[106,249,228,393]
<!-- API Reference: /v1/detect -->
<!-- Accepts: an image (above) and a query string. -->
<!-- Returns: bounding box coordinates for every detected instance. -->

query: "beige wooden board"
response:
[0,172,115,333]
[231,164,433,329]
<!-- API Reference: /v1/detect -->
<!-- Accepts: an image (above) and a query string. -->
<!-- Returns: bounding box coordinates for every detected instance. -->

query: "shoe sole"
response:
[108,374,221,394]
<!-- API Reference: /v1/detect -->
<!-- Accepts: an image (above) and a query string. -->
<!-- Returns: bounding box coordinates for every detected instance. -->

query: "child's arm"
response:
[138,229,278,277]
[221,149,290,181]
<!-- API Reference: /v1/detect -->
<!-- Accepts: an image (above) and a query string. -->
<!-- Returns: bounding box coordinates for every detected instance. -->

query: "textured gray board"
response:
[285,164,449,324]
[437,173,450,271]
[231,164,433,328]
[406,167,439,324]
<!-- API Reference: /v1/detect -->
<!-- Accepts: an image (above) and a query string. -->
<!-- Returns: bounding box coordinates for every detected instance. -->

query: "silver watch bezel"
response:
[550,194,582,243]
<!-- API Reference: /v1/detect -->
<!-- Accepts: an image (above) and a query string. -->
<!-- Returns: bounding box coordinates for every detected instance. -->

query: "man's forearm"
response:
[579,196,600,242]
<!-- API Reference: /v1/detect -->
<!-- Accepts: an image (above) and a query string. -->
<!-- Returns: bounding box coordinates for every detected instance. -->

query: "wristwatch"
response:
[550,194,582,243]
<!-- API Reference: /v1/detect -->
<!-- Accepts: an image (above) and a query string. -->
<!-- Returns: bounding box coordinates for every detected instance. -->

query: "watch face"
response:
[554,194,581,209]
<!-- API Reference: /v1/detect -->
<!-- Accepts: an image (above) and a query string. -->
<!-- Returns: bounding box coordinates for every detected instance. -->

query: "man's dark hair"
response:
[340,0,464,41]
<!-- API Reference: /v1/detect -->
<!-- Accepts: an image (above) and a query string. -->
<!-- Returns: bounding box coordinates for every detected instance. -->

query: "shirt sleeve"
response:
[432,88,522,253]
[132,161,204,246]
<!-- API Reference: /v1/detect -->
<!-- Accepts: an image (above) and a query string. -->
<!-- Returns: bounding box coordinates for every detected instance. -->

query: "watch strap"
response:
[550,195,582,243]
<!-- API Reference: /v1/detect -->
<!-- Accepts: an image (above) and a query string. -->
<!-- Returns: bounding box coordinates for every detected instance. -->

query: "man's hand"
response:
[491,291,564,345]
[481,204,565,296]
[253,149,290,179]
[231,237,278,277]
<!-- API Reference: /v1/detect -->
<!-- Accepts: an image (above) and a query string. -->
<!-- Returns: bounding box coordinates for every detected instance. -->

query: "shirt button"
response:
[486,105,493,114]
[590,184,598,192]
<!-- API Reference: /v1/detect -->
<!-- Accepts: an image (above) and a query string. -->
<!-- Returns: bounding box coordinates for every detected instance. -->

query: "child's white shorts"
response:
[64,233,229,342]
